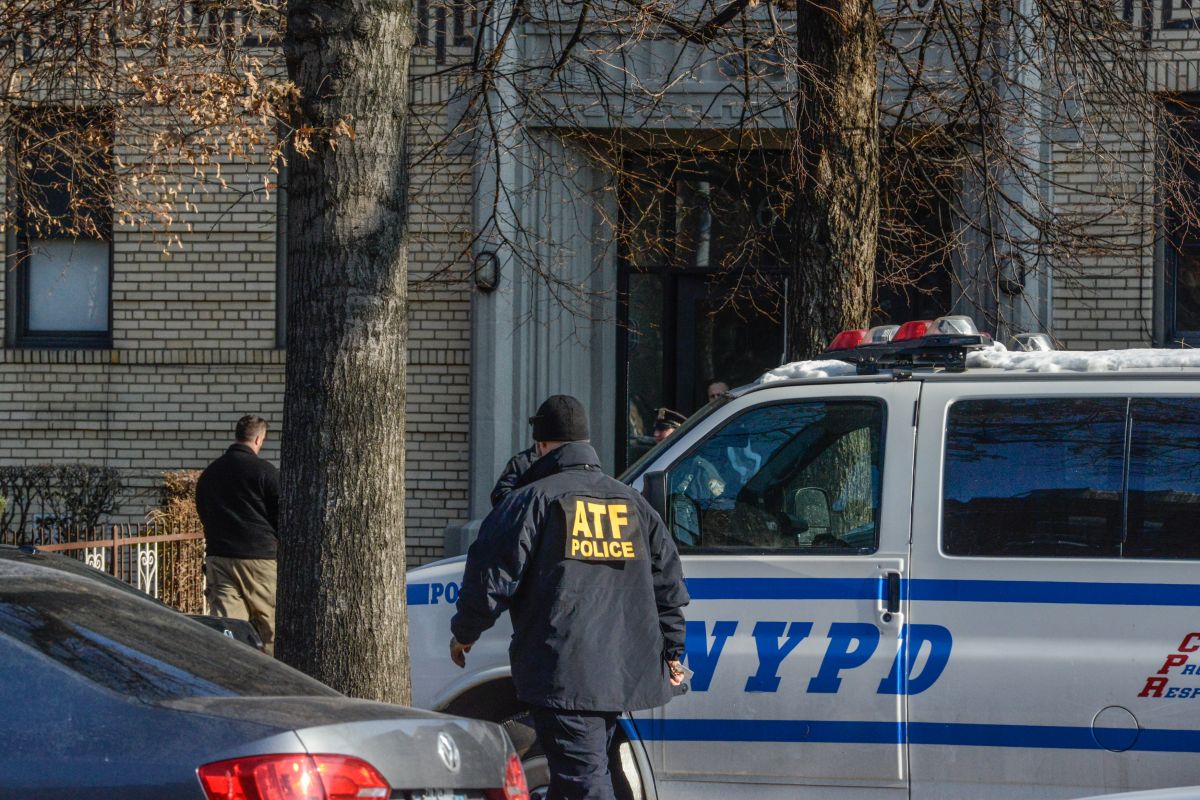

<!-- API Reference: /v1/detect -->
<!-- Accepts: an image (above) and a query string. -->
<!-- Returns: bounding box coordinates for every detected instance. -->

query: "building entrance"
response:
[617,153,793,469]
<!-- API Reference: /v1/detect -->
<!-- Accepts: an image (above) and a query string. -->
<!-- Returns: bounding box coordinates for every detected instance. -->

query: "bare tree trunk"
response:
[277,0,414,704]
[790,0,880,358]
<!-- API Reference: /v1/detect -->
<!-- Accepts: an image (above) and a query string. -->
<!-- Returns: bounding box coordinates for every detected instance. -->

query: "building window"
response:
[6,110,113,348]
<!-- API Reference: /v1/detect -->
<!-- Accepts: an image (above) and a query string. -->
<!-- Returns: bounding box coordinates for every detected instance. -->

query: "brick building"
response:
[0,42,477,565]
[2,6,1199,564]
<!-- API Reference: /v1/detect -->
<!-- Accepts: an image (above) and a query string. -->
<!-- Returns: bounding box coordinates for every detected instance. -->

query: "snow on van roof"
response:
[755,344,1200,385]
[966,344,1200,372]
[756,360,861,384]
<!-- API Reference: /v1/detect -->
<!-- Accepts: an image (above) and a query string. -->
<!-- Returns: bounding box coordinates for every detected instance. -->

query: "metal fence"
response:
[2,523,206,614]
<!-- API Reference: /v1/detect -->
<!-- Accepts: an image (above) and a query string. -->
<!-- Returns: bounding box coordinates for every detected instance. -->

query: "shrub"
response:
[0,464,125,539]
[146,470,204,613]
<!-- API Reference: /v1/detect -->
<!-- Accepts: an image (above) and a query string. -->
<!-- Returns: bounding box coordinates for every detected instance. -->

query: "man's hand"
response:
[667,659,685,686]
[450,637,473,668]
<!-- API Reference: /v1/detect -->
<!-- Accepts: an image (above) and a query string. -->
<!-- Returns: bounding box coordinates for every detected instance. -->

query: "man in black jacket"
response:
[490,444,537,507]
[196,415,280,654]
[451,395,689,800]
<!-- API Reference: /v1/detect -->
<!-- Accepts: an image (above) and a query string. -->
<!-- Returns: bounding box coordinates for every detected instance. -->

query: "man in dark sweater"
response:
[196,415,280,654]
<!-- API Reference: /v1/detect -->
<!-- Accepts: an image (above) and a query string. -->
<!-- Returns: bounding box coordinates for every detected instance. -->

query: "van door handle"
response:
[885,571,901,615]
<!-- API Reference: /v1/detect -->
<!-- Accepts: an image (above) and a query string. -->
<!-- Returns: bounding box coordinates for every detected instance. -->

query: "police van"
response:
[406,317,1200,800]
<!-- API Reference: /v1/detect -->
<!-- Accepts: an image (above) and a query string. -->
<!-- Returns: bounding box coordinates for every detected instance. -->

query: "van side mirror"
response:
[642,471,669,523]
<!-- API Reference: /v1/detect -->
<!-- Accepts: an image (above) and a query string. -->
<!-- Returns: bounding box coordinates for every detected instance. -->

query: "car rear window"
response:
[0,560,338,702]
[942,396,1200,559]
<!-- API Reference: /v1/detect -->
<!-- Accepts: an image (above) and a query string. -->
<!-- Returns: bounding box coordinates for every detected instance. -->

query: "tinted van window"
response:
[943,398,1127,557]
[666,400,883,552]
[1126,398,1200,559]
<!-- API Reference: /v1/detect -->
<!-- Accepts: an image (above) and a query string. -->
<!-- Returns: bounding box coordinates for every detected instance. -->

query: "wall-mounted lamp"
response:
[474,251,500,293]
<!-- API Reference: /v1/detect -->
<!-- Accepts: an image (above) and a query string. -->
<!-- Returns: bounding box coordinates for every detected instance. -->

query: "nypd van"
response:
[406,318,1200,800]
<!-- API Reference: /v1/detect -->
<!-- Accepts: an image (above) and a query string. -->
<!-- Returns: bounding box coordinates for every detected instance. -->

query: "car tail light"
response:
[826,329,867,351]
[892,320,932,341]
[198,754,390,800]
[485,753,530,800]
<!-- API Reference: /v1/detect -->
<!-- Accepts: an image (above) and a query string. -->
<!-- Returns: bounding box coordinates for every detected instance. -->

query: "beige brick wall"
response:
[0,349,285,515]
[1049,31,1200,349]
[404,47,475,563]
[1051,124,1156,349]
[0,47,475,566]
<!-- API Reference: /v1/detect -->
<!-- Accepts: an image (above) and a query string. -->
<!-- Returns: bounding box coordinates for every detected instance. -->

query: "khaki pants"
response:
[205,556,277,656]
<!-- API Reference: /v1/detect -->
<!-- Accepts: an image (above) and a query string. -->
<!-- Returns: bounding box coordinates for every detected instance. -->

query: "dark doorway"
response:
[873,144,956,324]
[617,152,792,469]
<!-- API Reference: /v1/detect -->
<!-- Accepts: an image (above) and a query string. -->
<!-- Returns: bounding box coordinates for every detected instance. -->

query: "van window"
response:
[943,398,1127,557]
[665,400,883,552]
[1125,397,1200,559]
[944,396,1200,560]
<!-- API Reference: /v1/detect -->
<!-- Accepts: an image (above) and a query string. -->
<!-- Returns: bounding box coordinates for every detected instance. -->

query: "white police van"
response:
[406,317,1200,800]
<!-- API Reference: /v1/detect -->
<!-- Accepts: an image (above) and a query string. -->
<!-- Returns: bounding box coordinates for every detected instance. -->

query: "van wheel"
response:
[499,709,642,800]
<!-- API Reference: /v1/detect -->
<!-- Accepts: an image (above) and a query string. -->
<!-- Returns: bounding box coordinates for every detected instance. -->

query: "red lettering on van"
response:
[1159,654,1189,674]
[1179,633,1200,653]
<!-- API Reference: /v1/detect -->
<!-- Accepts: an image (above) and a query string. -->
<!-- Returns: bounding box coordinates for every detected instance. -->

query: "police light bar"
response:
[820,316,999,373]
[893,320,932,341]
[827,329,868,351]
[867,324,899,344]
[827,325,901,351]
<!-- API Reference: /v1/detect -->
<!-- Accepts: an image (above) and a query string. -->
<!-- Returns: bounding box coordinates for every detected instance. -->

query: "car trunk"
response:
[166,696,511,791]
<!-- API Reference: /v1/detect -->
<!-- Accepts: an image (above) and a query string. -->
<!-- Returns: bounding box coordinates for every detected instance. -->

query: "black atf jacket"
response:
[195,443,280,560]
[490,446,537,507]
[452,442,689,713]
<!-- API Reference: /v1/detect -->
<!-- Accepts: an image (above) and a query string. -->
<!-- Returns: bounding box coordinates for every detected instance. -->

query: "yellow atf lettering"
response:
[607,503,628,539]
[587,502,608,539]
[564,497,640,560]
[572,500,593,538]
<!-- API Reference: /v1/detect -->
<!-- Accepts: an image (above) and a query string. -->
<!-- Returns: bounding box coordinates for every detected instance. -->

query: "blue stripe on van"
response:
[413,577,1200,607]
[685,577,882,601]
[909,579,1200,606]
[619,718,1200,753]
[407,583,431,606]
[684,577,1200,607]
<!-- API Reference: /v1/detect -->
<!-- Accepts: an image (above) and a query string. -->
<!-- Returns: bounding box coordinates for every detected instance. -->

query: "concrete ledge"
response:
[443,517,482,557]
[0,348,287,366]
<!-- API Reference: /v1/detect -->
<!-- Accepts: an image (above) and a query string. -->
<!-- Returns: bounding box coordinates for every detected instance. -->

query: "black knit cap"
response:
[529,394,590,442]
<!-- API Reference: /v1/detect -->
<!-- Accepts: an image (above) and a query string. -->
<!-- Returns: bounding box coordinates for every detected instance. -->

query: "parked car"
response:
[0,544,529,800]
[188,614,267,650]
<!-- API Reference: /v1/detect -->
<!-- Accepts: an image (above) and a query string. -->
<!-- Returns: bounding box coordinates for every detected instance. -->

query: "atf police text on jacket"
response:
[451,442,689,712]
